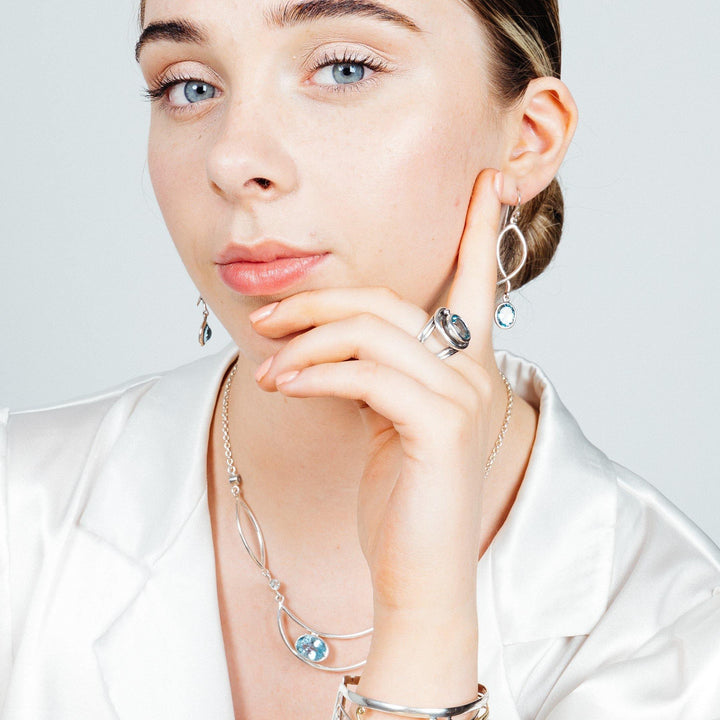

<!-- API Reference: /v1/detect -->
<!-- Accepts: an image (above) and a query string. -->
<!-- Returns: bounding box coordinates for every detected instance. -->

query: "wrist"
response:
[336,676,488,720]
[356,608,479,709]
[372,590,478,625]
[371,567,479,615]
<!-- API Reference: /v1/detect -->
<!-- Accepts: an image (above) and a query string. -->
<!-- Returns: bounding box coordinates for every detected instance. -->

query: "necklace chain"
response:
[484,373,513,481]
[220,358,513,672]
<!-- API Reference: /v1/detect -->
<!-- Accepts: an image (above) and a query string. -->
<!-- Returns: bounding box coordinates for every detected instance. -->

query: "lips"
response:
[215,240,329,296]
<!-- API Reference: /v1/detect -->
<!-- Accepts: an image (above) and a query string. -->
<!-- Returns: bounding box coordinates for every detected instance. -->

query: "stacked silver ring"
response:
[417,307,471,360]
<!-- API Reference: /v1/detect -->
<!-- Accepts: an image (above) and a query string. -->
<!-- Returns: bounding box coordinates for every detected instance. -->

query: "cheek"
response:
[315,96,498,306]
[148,123,209,267]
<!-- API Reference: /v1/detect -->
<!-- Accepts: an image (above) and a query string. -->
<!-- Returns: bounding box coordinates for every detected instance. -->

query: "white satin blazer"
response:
[2,344,720,720]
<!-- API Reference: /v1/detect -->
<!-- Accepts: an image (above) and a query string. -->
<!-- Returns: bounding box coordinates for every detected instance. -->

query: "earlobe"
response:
[500,78,578,205]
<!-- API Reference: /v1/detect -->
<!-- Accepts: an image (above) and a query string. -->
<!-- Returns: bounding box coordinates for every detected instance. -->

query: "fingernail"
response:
[249,302,279,323]
[255,356,274,382]
[494,171,504,200]
[275,370,300,386]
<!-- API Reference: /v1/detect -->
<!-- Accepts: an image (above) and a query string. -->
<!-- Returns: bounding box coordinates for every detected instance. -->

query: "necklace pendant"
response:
[223,360,373,674]
[295,634,330,663]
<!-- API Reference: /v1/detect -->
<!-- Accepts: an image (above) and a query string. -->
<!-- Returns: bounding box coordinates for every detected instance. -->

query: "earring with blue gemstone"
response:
[197,296,213,346]
[494,193,528,330]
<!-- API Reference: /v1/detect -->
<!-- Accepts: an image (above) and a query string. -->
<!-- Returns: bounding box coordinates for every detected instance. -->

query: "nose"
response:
[206,97,298,203]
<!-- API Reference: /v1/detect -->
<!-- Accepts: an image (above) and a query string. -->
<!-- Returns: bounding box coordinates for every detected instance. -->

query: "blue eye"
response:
[144,71,221,108]
[185,81,216,102]
[331,62,366,84]
[311,51,389,91]
[168,80,218,106]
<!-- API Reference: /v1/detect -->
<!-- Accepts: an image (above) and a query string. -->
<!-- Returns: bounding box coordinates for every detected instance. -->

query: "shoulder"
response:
[0,374,163,648]
[4,373,162,518]
[493,349,720,637]
[497,348,720,591]
[493,351,720,717]
[541,463,720,720]
[609,459,720,612]
[0,347,237,690]
[2,344,237,515]
[1,374,166,708]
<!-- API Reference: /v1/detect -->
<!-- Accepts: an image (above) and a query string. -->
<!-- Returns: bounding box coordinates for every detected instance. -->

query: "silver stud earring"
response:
[494,193,528,330]
[197,296,213,346]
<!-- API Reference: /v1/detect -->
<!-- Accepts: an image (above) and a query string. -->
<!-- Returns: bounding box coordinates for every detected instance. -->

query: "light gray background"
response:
[1,2,718,543]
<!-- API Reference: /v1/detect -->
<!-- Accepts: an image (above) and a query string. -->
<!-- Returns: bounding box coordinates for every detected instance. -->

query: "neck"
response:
[217,353,371,541]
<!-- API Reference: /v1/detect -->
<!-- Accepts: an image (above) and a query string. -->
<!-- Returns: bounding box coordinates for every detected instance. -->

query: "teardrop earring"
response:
[494,193,528,330]
[197,296,213,346]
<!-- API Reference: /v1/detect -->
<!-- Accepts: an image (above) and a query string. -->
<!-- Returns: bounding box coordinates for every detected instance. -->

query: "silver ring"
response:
[417,307,471,360]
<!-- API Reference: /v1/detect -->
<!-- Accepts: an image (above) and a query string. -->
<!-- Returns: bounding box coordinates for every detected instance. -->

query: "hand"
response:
[250,168,504,707]
[250,169,504,610]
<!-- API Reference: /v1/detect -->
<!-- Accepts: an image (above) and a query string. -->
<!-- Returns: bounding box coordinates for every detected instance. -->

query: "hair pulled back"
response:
[139,0,564,289]
[462,0,564,290]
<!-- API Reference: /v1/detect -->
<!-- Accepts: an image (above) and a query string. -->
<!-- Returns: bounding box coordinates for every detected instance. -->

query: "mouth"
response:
[215,240,329,296]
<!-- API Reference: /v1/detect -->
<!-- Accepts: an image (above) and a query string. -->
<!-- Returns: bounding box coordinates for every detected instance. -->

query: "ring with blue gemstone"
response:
[417,307,471,360]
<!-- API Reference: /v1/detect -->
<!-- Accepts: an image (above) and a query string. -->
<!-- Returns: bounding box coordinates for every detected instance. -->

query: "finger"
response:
[273,360,480,464]
[446,168,504,345]
[251,286,488,383]
[250,286,427,339]
[257,313,492,413]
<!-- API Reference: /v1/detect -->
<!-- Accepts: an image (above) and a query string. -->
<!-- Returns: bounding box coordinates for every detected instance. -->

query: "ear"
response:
[499,77,578,205]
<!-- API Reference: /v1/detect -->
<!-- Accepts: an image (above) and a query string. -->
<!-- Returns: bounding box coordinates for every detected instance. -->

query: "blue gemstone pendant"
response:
[494,301,516,330]
[202,323,213,344]
[295,634,329,663]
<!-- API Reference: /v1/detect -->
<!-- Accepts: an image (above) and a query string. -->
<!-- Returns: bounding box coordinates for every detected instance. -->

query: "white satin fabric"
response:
[1,344,719,719]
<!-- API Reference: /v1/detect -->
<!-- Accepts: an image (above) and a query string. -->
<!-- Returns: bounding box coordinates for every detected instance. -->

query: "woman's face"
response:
[139,0,509,359]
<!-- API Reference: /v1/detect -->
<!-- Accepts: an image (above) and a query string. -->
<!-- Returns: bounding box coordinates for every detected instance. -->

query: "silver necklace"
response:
[221,359,513,673]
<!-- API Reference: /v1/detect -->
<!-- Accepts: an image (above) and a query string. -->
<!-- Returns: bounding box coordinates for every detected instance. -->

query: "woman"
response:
[2,1,719,719]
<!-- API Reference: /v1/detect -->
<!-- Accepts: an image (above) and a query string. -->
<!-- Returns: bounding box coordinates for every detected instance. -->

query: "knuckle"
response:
[441,396,483,440]
[292,290,321,323]
[354,312,380,335]
[356,311,378,325]
[358,359,381,381]
[472,368,494,403]
[355,361,381,401]
[375,286,400,303]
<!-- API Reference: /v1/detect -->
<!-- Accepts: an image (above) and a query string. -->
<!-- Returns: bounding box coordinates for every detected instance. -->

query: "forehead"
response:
[141,0,480,36]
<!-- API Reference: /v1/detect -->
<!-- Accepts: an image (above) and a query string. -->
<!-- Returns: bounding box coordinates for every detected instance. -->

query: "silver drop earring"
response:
[494,193,528,330]
[197,296,213,346]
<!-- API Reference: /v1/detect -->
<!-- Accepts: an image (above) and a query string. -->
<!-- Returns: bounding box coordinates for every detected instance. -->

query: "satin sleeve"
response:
[543,590,720,719]
[0,408,11,712]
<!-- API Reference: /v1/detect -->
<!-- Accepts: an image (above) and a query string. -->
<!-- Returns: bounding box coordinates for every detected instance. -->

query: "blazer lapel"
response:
[78,345,240,720]
[491,351,618,645]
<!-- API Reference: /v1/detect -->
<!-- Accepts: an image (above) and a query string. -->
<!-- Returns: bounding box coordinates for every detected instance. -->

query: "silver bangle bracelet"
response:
[334,676,488,720]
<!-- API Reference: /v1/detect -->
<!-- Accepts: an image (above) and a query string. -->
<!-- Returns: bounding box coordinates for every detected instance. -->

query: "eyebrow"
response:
[135,19,208,62]
[135,1,423,62]
[264,0,423,34]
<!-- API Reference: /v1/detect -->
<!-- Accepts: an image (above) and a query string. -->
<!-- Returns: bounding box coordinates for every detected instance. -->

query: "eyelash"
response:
[308,49,390,93]
[142,50,390,108]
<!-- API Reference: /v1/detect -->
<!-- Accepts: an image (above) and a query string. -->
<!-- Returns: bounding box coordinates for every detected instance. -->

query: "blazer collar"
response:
[489,351,618,644]
[79,343,240,565]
